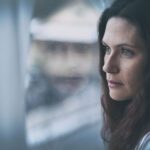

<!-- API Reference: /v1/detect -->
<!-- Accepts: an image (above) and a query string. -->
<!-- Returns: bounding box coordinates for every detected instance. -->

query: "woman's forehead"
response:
[102,17,145,49]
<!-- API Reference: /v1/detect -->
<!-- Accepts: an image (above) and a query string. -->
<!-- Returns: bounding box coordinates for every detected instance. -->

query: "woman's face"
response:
[102,17,146,101]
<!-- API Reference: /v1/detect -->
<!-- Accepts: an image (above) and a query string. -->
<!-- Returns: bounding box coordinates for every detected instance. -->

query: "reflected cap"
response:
[30,2,100,44]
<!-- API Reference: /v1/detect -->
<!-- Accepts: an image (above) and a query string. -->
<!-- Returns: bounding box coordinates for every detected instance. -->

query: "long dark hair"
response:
[98,0,150,149]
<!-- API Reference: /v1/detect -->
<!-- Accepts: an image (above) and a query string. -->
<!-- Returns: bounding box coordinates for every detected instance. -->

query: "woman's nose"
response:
[102,55,119,74]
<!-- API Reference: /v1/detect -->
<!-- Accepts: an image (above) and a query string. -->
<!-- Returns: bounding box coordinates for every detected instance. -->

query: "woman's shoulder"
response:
[135,132,150,150]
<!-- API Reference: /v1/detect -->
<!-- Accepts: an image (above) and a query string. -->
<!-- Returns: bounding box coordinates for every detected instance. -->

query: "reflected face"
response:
[40,42,96,77]
[102,17,146,101]
[28,41,98,96]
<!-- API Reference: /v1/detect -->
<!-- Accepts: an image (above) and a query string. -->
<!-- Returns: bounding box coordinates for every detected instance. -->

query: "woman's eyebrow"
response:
[102,40,138,49]
[101,41,108,46]
[116,43,138,49]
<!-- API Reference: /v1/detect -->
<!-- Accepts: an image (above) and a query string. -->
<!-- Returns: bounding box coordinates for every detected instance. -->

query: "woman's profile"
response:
[98,0,150,149]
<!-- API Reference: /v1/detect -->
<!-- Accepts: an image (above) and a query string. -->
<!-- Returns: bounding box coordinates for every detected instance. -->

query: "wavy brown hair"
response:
[98,0,150,149]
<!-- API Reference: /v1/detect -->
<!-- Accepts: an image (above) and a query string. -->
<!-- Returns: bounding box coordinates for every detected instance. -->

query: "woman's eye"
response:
[121,48,135,57]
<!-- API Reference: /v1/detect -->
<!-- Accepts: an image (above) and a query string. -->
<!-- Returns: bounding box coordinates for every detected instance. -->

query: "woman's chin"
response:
[109,89,132,101]
[109,94,130,101]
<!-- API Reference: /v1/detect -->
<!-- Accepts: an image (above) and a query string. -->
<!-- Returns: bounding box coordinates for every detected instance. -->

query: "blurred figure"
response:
[26,1,100,110]
[26,1,104,150]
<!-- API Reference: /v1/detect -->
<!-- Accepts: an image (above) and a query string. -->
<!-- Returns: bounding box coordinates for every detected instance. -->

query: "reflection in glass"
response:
[26,1,104,150]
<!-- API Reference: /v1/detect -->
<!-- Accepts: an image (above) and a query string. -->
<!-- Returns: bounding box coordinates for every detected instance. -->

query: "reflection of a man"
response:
[26,3,103,149]
[26,3,100,110]
[29,41,98,96]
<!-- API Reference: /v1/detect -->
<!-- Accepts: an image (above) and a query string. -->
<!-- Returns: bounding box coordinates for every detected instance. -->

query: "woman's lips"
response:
[107,80,123,88]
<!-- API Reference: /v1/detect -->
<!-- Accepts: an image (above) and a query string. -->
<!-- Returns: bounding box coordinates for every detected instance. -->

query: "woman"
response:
[98,0,150,149]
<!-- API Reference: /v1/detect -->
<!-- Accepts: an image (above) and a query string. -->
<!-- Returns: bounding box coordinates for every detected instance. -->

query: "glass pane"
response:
[25,0,105,149]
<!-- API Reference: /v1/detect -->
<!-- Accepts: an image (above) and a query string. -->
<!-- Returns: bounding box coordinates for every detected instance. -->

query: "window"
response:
[25,0,109,150]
